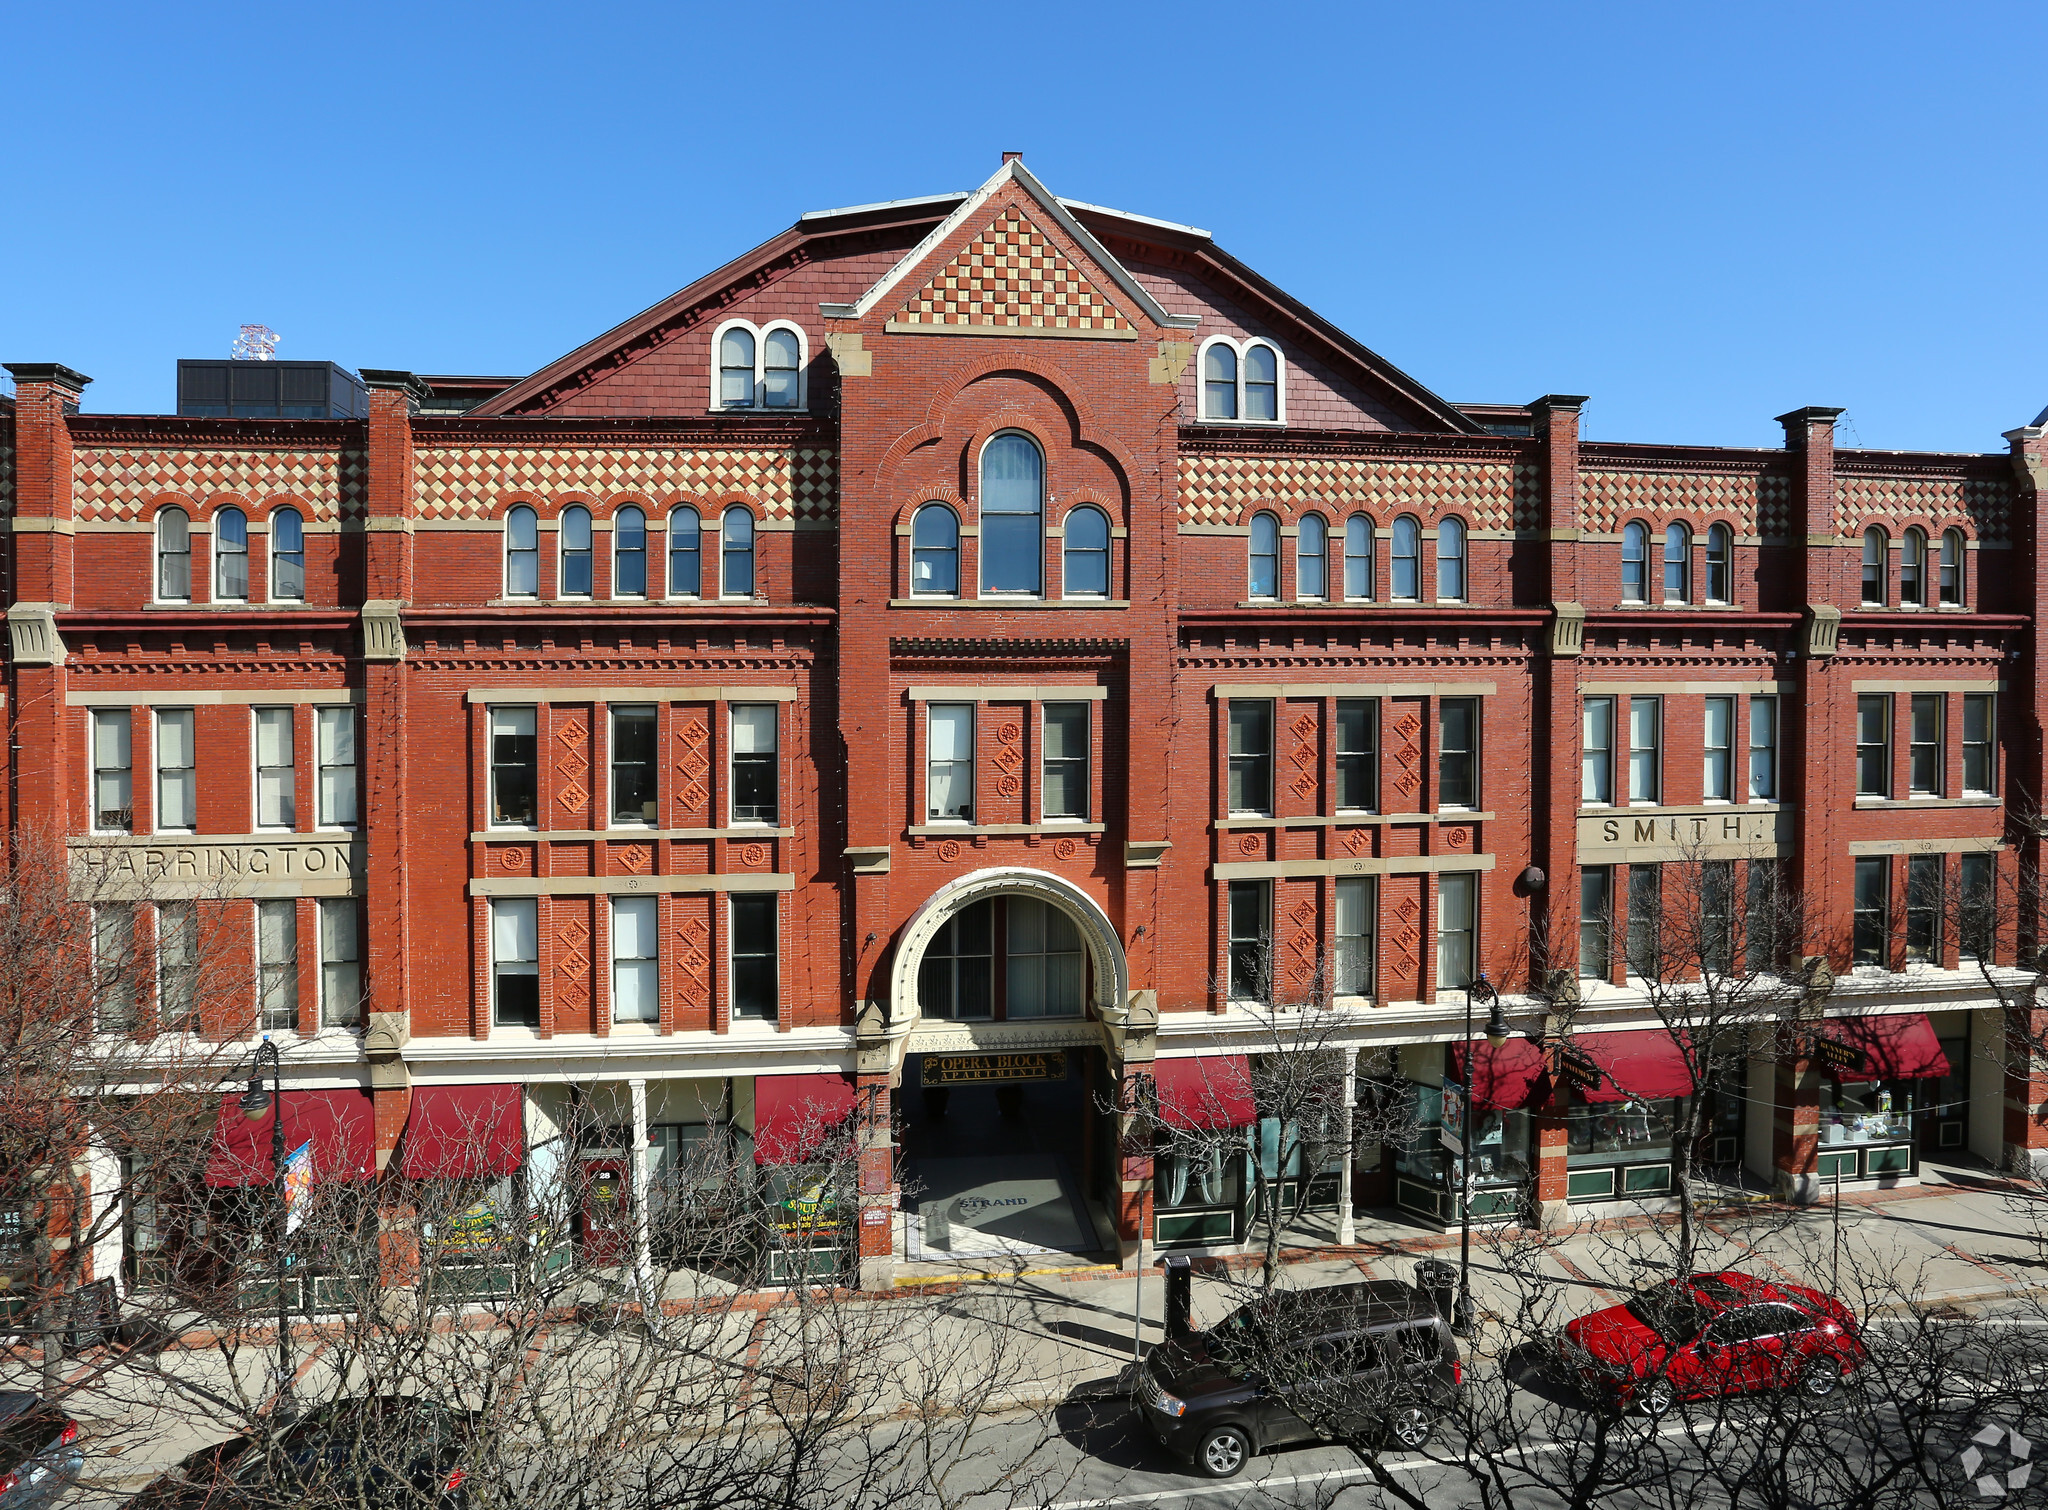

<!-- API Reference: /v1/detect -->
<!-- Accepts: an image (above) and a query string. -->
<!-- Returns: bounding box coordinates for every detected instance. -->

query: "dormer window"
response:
[713,320,808,412]
[1198,336,1285,424]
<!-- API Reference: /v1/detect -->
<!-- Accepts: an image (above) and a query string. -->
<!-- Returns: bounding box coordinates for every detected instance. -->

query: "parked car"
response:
[0,1392,84,1510]
[1135,1279,1462,1479]
[121,1395,480,1510]
[1560,1270,1865,1415]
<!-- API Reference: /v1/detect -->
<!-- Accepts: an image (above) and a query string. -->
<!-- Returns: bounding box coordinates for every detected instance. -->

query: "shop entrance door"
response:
[579,1156,632,1267]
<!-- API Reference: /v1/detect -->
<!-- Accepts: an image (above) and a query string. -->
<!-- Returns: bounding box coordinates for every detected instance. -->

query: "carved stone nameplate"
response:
[1576,804,1792,864]
[71,836,365,898]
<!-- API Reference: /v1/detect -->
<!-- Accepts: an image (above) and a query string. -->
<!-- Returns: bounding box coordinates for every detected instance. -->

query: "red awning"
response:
[399,1085,525,1179]
[1153,1056,1257,1131]
[204,1089,376,1187]
[753,1073,858,1165]
[1570,1030,1698,1105]
[1823,1013,1951,1080]
[1447,1037,1549,1111]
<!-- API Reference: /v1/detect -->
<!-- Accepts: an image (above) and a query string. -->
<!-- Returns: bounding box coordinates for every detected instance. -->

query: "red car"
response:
[1559,1271,1864,1416]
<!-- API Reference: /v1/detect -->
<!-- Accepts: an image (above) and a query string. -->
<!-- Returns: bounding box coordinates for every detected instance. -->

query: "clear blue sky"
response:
[3,2,2041,453]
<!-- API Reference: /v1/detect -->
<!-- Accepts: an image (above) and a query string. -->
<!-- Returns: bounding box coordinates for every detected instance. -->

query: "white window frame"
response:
[504,505,541,599]
[1748,695,1778,801]
[1342,514,1375,601]
[318,897,361,1030]
[1295,513,1328,601]
[489,705,539,830]
[257,897,299,1034]
[719,506,757,599]
[252,706,295,831]
[1581,696,1615,807]
[1435,872,1476,997]
[1628,696,1661,805]
[316,707,358,829]
[154,708,196,834]
[1062,505,1111,599]
[1704,524,1732,605]
[927,703,975,823]
[156,507,194,604]
[666,505,705,599]
[729,893,779,1021]
[91,708,134,835]
[610,895,658,1026]
[1041,702,1089,821]
[609,703,658,829]
[214,506,249,602]
[610,504,650,600]
[156,900,199,1032]
[1621,521,1648,603]
[912,502,962,598]
[1435,516,1467,602]
[1862,527,1888,606]
[729,703,779,827]
[1939,528,1966,606]
[1194,334,1286,424]
[1703,695,1735,802]
[557,505,595,600]
[1390,516,1421,601]
[1963,693,1996,796]
[1334,875,1376,999]
[709,318,809,413]
[491,897,540,1030]
[269,506,306,603]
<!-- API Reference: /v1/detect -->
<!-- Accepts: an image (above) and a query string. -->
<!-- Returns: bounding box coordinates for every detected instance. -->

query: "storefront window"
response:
[1566,1097,1682,1165]
[1389,1081,1532,1192]
[1820,1080,1913,1147]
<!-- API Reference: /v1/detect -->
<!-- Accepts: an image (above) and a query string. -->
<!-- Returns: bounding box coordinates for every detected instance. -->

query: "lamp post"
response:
[1456,974,1512,1337]
[237,1037,291,1413]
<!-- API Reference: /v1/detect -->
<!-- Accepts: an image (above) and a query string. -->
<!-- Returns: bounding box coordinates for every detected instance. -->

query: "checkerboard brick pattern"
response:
[0,439,13,516]
[894,207,1130,335]
[1579,469,1789,537]
[413,445,838,525]
[70,445,367,521]
[1836,472,2010,543]
[1177,454,1517,529]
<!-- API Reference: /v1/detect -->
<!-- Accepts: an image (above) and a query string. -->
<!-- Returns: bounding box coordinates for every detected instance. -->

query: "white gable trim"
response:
[821,160,1199,331]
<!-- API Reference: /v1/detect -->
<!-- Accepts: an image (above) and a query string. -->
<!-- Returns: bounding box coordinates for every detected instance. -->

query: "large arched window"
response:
[1344,515,1374,600]
[912,504,959,596]
[1248,512,1280,599]
[761,327,801,409]
[1436,516,1467,601]
[505,506,539,597]
[1862,527,1887,605]
[721,507,755,597]
[1203,342,1238,420]
[1064,506,1110,597]
[1901,527,1927,606]
[214,507,249,601]
[1704,524,1732,604]
[1391,516,1421,601]
[157,508,192,601]
[1940,529,1965,606]
[1662,523,1691,603]
[613,506,647,597]
[1244,343,1279,422]
[668,507,701,596]
[979,433,1043,595]
[1621,521,1648,602]
[718,327,756,408]
[270,508,305,601]
[1297,514,1327,599]
[559,506,593,597]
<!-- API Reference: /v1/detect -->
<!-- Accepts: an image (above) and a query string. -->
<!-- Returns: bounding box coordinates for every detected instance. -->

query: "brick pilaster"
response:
[1531,395,1587,984]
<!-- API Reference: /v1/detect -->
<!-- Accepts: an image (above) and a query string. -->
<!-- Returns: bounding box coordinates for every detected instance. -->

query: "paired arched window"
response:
[1198,336,1285,423]
[980,433,1043,595]
[1940,529,1965,606]
[1248,512,1280,599]
[1390,516,1421,601]
[669,507,702,596]
[1297,514,1327,599]
[1344,515,1374,600]
[214,507,249,601]
[714,321,806,411]
[613,506,648,597]
[1663,523,1691,603]
[1862,527,1887,605]
[1900,527,1927,606]
[505,506,539,597]
[157,508,192,601]
[271,508,305,601]
[1704,524,1732,604]
[1064,507,1110,597]
[1436,516,1467,601]
[913,504,960,596]
[559,506,594,597]
[722,507,755,597]
[1621,521,1648,602]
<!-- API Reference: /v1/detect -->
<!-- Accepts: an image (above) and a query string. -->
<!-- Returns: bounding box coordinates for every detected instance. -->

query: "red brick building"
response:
[8,157,2047,1289]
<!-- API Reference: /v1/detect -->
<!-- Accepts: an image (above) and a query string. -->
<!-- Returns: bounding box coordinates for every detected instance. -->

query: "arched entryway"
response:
[889,867,1127,1027]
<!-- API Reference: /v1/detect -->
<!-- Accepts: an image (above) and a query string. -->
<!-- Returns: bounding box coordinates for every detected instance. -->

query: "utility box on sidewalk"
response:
[1161,1253,1193,1343]
[1414,1258,1458,1323]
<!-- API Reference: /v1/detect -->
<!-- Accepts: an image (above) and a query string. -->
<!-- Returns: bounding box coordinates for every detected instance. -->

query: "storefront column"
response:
[628,1078,652,1298]
[1118,1063,1154,1268]
[2002,996,2048,1179]
[1771,1043,1822,1204]
[1533,1112,1568,1226]
[854,1071,895,1290]
[1337,1051,1356,1246]
[1969,1006,2005,1164]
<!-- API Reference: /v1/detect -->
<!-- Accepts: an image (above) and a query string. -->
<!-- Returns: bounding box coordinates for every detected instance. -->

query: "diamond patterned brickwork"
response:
[70,446,367,522]
[1836,472,2011,544]
[1578,470,1790,537]
[0,439,14,516]
[1178,455,1516,529]
[894,206,1131,335]
[413,445,836,525]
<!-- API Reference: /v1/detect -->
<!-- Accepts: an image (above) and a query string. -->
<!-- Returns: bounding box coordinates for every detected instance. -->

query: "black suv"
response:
[1135,1280,1461,1479]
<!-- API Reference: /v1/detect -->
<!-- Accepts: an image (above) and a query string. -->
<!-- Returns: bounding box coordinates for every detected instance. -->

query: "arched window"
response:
[270,508,305,601]
[1064,506,1110,597]
[157,508,192,601]
[721,508,755,597]
[762,327,801,409]
[1940,529,1965,606]
[1621,522,1648,602]
[1663,523,1691,603]
[1862,527,1887,605]
[214,507,248,601]
[1244,343,1279,422]
[1203,343,1238,420]
[668,507,702,596]
[505,506,539,597]
[559,506,593,596]
[912,504,959,596]
[979,433,1043,595]
[1391,516,1421,601]
[1297,514,1327,599]
[613,506,647,597]
[1901,528,1927,606]
[718,327,756,409]
[1436,516,1467,600]
[1248,512,1279,599]
[1705,524,1732,604]
[1344,515,1374,600]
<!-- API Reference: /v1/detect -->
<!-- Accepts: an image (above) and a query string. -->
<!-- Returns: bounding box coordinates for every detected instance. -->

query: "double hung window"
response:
[319,899,361,1028]
[490,707,537,826]
[912,505,959,595]
[1663,525,1690,603]
[730,705,778,824]
[980,435,1043,595]
[1343,516,1374,600]
[1391,517,1420,600]
[1852,857,1888,966]
[255,707,294,829]
[1335,876,1375,997]
[1435,874,1476,992]
[157,509,192,601]
[559,507,594,597]
[155,710,195,831]
[721,508,755,596]
[1963,694,1996,795]
[668,507,702,596]
[614,507,648,597]
[1581,697,1614,805]
[1228,880,1271,1001]
[1960,853,1994,961]
[271,509,306,601]
[1579,868,1612,979]
[1438,699,1478,809]
[610,706,657,825]
[1703,696,1734,801]
[317,708,357,826]
[1939,530,1964,606]
[611,896,658,1024]
[1248,513,1279,599]
[1862,529,1887,605]
[1704,525,1731,603]
[95,906,137,1032]
[1856,695,1892,797]
[1906,855,1942,964]
[1064,507,1110,597]
[1336,699,1376,812]
[157,902,198,1031]
[491,899,540,1028]
[505,507,540,597]
[1748,697,1778,799]
[1436,517,1466,600]
[1901,529,1927,606]
[258,899,298,1032]
[1228,701,1273,815]
[731,896,777,1020]
[1626,865,1660,977]
[1909,694,1943,795]
[92,710,134,832]
[1042,704,1088,820]
[1622,522,1648,602]
[215,508,249,600]
[928,705,974,821]
[1297,515,1327,599]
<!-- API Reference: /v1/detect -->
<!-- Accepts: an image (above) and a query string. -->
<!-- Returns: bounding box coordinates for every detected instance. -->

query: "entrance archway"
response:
[889,867,1127,1029]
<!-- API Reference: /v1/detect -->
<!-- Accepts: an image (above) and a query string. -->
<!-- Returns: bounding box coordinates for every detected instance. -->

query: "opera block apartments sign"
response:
[71,837,365,899]
[920,1052,1069,1087]
[1576,805,1791,865]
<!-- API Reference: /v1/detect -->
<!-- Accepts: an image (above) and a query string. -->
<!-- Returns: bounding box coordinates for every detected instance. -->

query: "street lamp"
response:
[1456,974,1512,1337]
[238,1036,291,1413]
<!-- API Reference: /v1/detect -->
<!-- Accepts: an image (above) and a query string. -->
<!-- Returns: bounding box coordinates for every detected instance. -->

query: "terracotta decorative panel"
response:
[673,710,712,827]
[554,713,591,821]
[412,445,837,525]
[1384,701,1425,812]
[1178,455,1516,530]
[555,904,593,1024]
[70,445,367,522]
[893,206,1131,335]
[671,896,713,1033]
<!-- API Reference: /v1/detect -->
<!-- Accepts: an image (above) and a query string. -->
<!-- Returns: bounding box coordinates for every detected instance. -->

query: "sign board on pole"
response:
[1439,1079,1466,1155]
[1815,1036,1867,1075]
[1559,1052,1603,1094]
